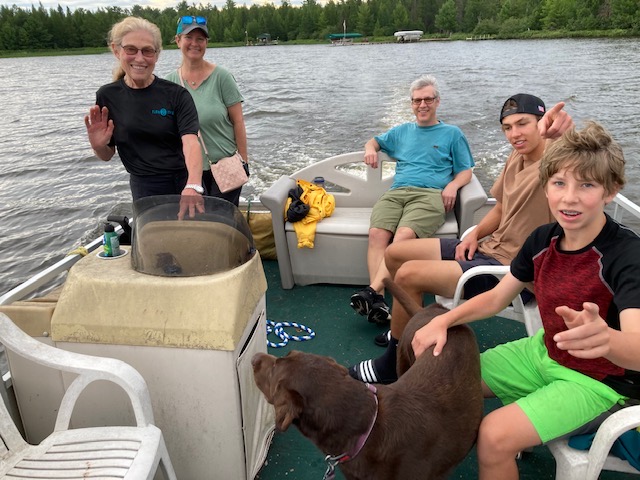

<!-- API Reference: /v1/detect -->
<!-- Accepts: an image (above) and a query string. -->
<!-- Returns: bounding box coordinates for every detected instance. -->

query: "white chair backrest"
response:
[292,151,395,208]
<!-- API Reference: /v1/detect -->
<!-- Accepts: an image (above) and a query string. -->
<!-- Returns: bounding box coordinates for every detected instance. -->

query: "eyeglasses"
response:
[178,16,207,26]
[411,97,438,106]
[119,44,157,58]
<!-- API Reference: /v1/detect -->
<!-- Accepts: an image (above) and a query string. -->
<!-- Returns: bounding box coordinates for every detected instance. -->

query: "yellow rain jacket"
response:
[284,179,335,248]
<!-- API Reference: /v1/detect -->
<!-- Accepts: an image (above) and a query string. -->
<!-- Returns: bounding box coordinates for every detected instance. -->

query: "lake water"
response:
[0,38,639,295]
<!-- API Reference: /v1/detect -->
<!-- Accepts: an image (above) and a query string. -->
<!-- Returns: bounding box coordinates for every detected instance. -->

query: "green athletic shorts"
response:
[481,329,626,443]
[370,187,445,238]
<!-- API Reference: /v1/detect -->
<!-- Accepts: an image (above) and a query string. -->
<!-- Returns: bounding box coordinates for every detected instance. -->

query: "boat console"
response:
[3,196,275,479]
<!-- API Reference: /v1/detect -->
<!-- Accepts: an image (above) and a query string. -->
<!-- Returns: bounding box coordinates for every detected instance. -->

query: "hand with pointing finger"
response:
[554,302,610,359]
[538,101,574,140]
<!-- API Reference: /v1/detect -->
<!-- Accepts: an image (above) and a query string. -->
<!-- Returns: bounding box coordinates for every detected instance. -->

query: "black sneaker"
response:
[368,297,391,325]
[350,286,377,316]
[374,329,391,347]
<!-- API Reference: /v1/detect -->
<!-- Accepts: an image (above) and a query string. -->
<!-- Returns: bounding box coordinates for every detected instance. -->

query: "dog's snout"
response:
[253,352,277,369]
[252,352,265,367]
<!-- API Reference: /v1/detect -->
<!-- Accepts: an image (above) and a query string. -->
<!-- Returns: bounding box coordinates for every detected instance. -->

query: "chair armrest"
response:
[455,174,488,236]
[586,404,640,478]
[260,175,295,215]
[450,265,511,307]
[259,176,296,289]
[436,264,542,336]
[0,313,155,431]
[460,225,477,240]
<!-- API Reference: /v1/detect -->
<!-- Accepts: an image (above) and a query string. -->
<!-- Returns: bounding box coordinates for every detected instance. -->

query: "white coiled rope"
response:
[266,319,315,348]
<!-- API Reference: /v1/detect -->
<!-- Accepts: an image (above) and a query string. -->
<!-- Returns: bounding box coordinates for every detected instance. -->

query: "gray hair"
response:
[410,75,440,98]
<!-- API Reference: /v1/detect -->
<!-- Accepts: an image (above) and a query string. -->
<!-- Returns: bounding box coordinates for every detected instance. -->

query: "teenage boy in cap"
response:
[349,94,573,384]
[412,121,640,479]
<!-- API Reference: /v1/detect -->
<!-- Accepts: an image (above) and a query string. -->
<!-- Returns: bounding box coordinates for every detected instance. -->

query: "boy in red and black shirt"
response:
[412,121,640,479]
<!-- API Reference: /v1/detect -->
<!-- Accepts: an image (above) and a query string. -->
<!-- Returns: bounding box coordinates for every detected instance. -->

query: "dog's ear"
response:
[273,386,303,431]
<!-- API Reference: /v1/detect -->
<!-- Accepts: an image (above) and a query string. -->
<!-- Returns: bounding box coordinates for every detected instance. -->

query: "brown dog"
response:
[252,281,483,480]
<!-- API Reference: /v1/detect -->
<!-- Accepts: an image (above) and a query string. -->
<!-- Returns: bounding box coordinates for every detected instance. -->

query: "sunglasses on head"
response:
[178,16,207,26]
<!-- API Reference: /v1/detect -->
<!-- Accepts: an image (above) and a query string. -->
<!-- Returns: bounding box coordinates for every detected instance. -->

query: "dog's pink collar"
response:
[322,383,378,480]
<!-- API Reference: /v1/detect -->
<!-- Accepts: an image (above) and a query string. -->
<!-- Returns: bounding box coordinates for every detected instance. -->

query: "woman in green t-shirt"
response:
[166,16,249,206]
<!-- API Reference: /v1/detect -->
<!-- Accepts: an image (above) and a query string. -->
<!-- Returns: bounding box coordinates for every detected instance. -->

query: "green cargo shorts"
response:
[370,187,445,238]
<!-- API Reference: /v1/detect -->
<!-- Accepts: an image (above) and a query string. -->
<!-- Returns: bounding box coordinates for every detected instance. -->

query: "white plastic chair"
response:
[0,312,177,480]
[434,225,542,336]
[434,263,542,336]
[547,409,640,479]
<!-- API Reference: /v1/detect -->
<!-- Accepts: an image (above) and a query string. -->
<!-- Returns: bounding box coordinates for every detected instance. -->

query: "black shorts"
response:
[440,238,534,303]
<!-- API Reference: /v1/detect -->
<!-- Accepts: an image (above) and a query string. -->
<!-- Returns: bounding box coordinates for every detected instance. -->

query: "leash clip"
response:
[323,453,346,480]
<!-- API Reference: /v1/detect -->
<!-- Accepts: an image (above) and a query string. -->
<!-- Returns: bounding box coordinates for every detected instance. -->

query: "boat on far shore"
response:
[253,33,278,46]
[328,32,363,46]
[394,30,424,42]
[328,20,363,46]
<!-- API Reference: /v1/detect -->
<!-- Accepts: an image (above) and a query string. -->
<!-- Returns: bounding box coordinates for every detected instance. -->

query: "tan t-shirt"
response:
[477,150,555,265]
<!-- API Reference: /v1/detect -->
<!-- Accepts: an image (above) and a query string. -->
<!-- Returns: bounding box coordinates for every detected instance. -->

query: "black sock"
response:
[372,336,399,382]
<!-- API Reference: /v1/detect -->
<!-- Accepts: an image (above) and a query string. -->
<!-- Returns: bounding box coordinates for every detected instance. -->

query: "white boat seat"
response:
[0,312,177,480]
[261,151,487,289]
[287,207,459,237]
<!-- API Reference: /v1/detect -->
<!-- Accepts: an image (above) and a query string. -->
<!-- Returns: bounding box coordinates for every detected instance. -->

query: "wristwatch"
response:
[184,183,204,194]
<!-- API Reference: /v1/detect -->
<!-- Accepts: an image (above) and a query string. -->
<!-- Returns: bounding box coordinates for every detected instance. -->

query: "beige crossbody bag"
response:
[178,69,249,193]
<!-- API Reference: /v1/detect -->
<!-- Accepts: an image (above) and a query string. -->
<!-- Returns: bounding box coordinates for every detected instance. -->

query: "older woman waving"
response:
[85,16,204,209]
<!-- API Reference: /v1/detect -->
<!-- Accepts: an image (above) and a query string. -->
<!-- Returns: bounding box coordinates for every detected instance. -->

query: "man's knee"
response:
[393,226,417,242]
[477,413,524,461]
[394,263,417,290]
[385,242,403,274]
[369,228,393,248]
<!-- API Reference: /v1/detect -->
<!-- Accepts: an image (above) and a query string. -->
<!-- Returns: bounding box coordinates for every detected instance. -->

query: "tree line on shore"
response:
[0,0,638,51]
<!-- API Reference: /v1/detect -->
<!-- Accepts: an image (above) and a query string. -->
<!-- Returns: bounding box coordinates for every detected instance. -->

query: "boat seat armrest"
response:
[260,175,296,216]
[455,174,488,236]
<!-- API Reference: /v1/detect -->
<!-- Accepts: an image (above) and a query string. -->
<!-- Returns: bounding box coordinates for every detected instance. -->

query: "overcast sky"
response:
[0,0,304,11]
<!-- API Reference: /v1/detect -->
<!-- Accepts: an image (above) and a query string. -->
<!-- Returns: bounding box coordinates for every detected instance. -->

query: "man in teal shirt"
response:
[350,74,474,324]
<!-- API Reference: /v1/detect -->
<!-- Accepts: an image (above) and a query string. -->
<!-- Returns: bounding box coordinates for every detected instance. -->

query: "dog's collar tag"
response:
[322,453,346,480]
